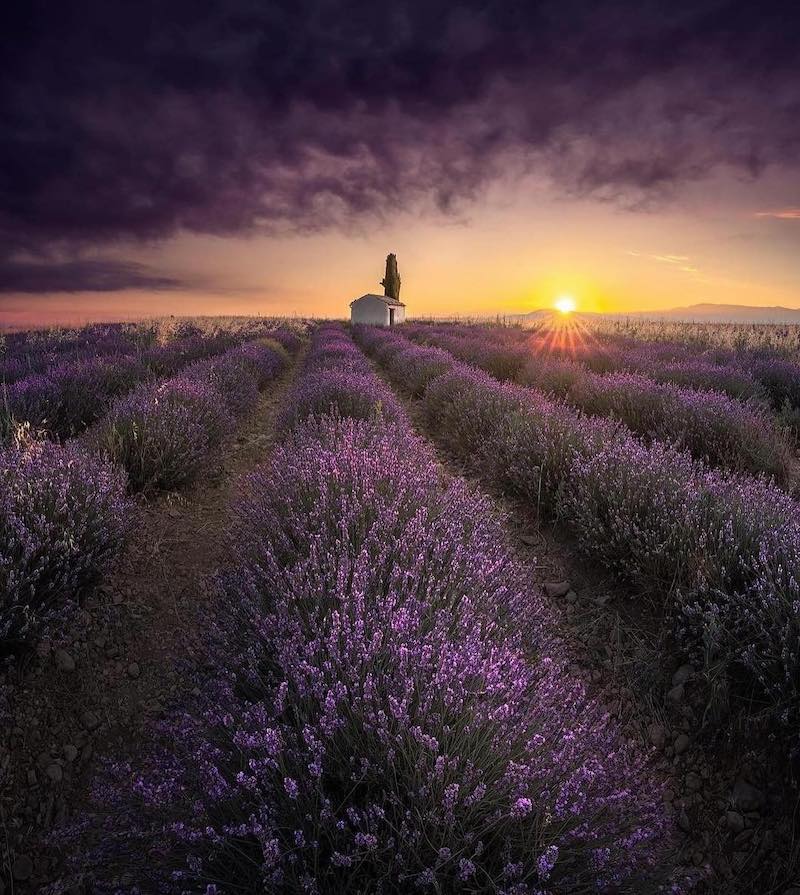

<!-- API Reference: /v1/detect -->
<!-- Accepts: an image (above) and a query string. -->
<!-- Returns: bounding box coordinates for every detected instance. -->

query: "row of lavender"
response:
[71,323,676,893]
[1,321,302,442]
[405,324,796,485]
[521,322,800,421]
[0,321,156,381]
[0,318,286,382]
[583,316,800,370]
[0,332,297,648]
[2,331,236,441]
[356,326,800,745]
[88,335,295,492]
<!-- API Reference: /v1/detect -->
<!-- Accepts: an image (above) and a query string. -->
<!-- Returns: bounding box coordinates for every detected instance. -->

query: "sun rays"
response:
[521,307,611,360]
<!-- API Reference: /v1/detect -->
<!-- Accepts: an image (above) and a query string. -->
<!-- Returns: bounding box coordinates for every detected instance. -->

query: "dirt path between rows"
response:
[366,353,799,895]
[0,351,303,892]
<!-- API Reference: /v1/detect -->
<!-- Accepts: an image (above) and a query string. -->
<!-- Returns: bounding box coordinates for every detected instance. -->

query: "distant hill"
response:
[619,304,800,323]
[508,304,800,324]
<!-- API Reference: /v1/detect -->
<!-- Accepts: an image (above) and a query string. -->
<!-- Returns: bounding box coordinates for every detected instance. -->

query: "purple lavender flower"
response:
[512,796,533,817]
[277,328,404,431]
[0,327,274,442]
[537,845,559,880]
[0,438,130,644]
[90,339,287,492]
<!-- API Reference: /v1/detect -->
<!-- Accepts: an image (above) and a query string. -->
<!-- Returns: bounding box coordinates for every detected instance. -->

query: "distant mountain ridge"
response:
[619,303,800,323]
[509,303,800,324]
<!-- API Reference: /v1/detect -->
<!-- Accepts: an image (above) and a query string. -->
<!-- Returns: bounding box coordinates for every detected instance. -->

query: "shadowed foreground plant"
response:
[92,379,231,492]
[0,437,129,646]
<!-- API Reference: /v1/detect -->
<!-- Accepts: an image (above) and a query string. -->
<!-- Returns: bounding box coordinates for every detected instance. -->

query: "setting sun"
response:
[554,294,577,315]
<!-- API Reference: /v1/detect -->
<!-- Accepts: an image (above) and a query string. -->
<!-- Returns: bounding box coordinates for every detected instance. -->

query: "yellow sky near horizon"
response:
[3,167,799,327]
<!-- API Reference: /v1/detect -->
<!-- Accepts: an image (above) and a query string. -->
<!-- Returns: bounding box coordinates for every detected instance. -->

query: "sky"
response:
[1,1,799,325]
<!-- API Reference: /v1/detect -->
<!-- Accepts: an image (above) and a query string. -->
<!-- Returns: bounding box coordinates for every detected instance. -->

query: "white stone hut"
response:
[350,293,406,327]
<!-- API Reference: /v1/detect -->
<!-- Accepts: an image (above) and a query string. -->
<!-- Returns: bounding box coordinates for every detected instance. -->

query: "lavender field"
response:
[2,316,800,893]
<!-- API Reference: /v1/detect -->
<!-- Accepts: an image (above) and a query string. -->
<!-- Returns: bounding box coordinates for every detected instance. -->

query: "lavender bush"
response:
[561,365,788,483]
[515,323,798,412]
[747,355,800,415]
[183,342,288,416]
[0,437,129,646]
[138,332,235,378]
[301,330,371,375]
[93,379,230,492]
[642,361,767,402]
[350,324,409,370]
[0,323,148,383]
[385,343,455,396]
[236,340,291,379]
[421,364,621,517]
[76,332,672,891]
[267,327,304,354]
[184,354,261,417]
[415,329,529,382]
[277,328,402,432]
[92,342,287,492]
[304,341,371,375]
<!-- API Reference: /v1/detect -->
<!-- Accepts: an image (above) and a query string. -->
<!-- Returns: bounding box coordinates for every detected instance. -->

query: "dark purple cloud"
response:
[1,0,798,291]
[0,258,183,293]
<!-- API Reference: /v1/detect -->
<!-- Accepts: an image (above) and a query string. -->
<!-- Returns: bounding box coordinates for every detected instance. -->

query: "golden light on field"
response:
[554,294,577,315]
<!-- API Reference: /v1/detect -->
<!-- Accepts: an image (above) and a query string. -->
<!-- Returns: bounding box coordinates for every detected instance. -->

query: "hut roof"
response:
[350,293,405,308]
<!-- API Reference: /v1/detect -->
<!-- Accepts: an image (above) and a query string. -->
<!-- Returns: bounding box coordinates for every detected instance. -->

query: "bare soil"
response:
[0,355,301,892]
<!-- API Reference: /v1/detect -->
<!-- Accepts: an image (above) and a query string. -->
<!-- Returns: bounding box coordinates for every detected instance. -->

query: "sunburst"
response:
[554,294,576,315]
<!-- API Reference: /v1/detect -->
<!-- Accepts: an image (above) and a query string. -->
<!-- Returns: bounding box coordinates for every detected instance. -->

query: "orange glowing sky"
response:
[3,166,799,327]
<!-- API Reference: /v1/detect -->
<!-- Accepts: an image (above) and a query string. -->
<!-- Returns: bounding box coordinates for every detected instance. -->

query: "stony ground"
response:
[0,356,300,892]
[502,501,799,894]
